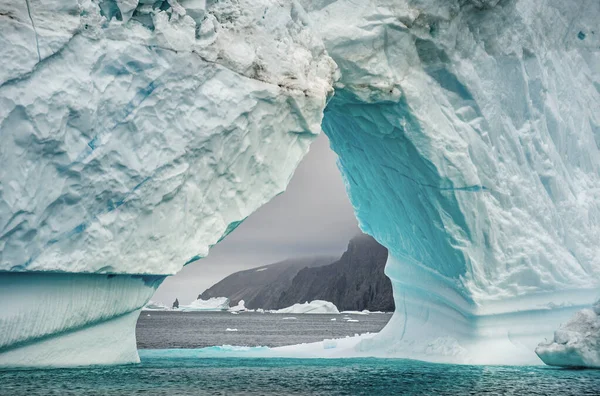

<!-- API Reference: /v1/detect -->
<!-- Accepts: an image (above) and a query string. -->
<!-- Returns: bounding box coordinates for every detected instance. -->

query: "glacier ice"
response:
[0,272,162,367]
[1,0,600,367]
[535,300,600,368]
[308,0,600,365]
[0,0,334,367]
[0,0,335,275]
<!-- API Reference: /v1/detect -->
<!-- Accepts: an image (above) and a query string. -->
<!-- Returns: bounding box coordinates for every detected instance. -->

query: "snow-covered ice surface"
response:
[274,300,340,315]
[1,0,600,368]
[179,297,230,312]
[536,300,600,368]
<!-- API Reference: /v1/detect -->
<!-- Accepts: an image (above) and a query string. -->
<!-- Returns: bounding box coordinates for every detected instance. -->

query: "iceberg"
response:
[535,300,600,368]
[307,0,600,365]
[0,0,333,367]
[228,300,248,313]
[274,300,340,315]
[341,310,370,315]
[1,0,599,367]
[179,297,230,312]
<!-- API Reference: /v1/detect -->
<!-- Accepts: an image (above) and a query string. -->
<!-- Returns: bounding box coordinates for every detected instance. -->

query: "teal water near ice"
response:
[2,352,599,395]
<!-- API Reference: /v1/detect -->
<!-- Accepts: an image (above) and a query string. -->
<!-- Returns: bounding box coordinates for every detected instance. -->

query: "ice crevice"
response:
[23,0,41,62]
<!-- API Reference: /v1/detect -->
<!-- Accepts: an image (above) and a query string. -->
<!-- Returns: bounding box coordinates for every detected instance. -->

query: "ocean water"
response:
[2,312,599,395]
[2,354,600,395]
[136,311,391,348]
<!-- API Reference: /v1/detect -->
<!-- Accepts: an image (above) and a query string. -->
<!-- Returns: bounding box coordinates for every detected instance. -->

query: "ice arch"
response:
[314,0,600,364]
[1,0,599,367]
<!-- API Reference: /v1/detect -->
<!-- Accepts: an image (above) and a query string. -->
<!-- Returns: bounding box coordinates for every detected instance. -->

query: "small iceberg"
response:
[179,297,230,312]
[273,300,339,314]
[536,299,600,368]
[226,328,238,332]
[282,317,297,320]
[228,300,248,313]
[340,310,370,315]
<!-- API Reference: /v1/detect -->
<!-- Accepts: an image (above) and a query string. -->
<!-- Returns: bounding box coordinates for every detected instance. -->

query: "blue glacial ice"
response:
[1,0,599,367]
[312,0,600,365]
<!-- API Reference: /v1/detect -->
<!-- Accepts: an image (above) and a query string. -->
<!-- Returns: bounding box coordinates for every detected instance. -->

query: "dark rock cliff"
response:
[278,234,393,311]
[200,234,393,311]
[199,256,337,309]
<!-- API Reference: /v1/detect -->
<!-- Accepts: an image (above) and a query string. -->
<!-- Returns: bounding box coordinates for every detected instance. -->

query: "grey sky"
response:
[152,133,360,305]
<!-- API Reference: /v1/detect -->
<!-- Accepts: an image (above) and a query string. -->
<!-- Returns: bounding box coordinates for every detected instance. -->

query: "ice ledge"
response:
[0,272,161,368]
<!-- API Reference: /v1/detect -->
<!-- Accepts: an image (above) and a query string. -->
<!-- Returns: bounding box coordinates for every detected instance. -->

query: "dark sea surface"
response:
[136,311,391,348]
[2,312,599,395]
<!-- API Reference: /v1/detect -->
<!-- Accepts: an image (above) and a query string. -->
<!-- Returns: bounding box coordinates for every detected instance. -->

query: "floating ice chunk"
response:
[228,300,248,313]
[346,319,359,323]
[282,317,297,320]
[341,310,370,315]
[179,297,230,312]
[274,300,339,314]
[536,300,600,368]
[225,328,238,332]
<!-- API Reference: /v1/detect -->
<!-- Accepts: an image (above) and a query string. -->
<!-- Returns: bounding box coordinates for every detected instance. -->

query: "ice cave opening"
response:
[321,89,599,365]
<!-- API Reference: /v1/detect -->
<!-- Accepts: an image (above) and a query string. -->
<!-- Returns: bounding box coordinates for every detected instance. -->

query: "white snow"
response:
[535,300,600,368]
[179,297,230,312]
[274,300,339,315]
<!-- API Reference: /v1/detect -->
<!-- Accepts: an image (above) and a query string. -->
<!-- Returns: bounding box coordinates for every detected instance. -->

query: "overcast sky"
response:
[152,133,360,305]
